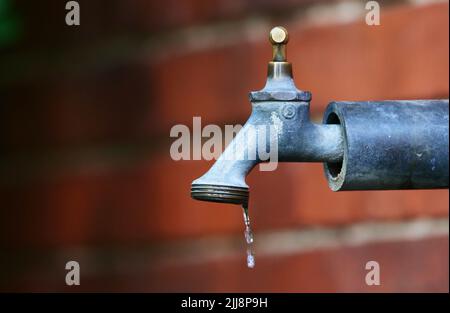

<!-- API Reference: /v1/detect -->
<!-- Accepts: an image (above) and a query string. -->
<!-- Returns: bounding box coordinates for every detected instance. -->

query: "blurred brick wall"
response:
[0,0,448,292]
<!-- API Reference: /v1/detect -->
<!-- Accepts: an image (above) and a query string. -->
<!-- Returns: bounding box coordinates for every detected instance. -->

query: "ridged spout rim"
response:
[191,184,249,205]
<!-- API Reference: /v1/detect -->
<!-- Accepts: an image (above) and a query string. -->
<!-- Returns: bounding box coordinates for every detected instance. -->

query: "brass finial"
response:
[249,26,311,102]
[269,26,289,62]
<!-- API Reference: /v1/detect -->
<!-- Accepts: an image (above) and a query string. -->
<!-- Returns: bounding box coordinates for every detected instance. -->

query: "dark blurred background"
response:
[0,0,448,292]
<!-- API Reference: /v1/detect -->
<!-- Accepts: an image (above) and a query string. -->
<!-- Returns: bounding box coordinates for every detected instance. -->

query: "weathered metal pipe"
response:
[191,27,449,206]
[324,100,449,191]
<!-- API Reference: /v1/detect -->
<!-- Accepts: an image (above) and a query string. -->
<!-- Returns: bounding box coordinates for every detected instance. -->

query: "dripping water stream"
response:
[242,203,255,268]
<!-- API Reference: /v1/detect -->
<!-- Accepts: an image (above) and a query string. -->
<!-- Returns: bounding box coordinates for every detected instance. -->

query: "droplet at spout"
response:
[242,204,250,227]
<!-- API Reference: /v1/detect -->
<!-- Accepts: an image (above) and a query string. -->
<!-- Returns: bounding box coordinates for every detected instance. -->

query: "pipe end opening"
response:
[325,112,343,179]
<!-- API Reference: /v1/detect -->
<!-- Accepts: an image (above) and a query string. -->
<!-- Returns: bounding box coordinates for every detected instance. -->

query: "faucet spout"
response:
[191,115,259,205]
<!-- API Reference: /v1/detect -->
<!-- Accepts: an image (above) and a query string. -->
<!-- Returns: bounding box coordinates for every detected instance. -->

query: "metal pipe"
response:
[323,100,449,191]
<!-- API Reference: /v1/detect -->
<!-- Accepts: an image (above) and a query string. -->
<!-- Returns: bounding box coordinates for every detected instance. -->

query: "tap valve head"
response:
[249,26,311,102]
[269,26,289,62]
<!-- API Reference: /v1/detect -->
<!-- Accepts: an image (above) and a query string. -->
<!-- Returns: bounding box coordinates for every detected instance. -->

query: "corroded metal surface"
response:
[324,100,449,191]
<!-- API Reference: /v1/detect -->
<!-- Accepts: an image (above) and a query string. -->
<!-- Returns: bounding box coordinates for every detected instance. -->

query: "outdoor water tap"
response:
[191,27,449,206]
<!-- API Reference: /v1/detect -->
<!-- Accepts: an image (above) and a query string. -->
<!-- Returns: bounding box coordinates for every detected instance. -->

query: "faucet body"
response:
[191,99,344,204]
[191,27,449,206]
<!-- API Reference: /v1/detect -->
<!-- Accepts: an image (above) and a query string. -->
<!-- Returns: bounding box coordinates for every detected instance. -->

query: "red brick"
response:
[0,156,242,247]
[1,3,448,248]
[281,163,449,227]
[3,3,448,153]
[4,236,448,292]
[1,153,447,247]
[11,0,319,50]
[291,3,450,107]
[1,64,159,153]
[150,2,449,129]
[120,235,450,292]
[124,0,318,33]
[2,0,448,294]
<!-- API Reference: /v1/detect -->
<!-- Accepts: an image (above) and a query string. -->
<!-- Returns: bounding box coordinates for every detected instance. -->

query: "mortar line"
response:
[12,217,444,276]
[154,217,450,267]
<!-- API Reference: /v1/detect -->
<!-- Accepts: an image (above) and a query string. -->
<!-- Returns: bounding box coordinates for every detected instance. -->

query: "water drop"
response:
[246,248,255,268]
